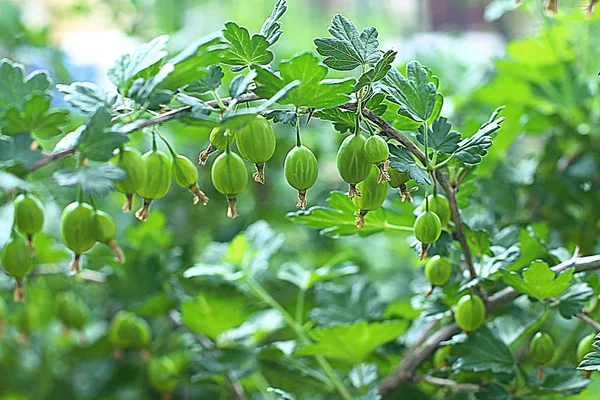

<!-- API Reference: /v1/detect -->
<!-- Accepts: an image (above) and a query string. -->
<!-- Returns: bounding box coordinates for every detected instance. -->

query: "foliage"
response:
[0,1,600,400]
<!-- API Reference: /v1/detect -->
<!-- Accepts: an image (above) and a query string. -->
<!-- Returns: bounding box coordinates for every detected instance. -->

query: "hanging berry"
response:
[112,147,147,212]
[454,294,486,332]
[433,345,452,368]
[414,210,442,259]
[363,135,390,183]
[13,193,44,253]
[354,165,388,228]
[389,169,417,202]
[109,310,152,352]
[284,145,319,209]
[211,151,248,218]
[577,334,595,363]
[1,232,33,301]
[55,292,89,332]
[336,133,371,199]
[149,356,179,395]
[199,127,235,165]
[235,116,276,184]
[61,202,97,273]
[423,194,451,226]
[172,155,209,205]
[424,255,452,296]
[135,148,172,221]
[530,332,555,379]
[93,210,125,263]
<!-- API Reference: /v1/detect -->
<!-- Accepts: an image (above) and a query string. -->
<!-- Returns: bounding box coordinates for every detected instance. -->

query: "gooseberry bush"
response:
[1,0,600,399]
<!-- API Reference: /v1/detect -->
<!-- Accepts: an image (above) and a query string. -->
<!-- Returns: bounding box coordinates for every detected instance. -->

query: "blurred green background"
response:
[1,0,600,398]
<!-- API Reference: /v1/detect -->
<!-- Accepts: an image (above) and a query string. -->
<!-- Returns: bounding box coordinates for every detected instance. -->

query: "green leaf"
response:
[229,69,258,99]
[108,35,169,93]
[578,337,600,371]
[314,14,381,71]
[454,326,515,374]
[456,107,505,164]
[1,94,69,138]
[464,225,493,257]
[310,281,385,325]
[349,363,378,389]
[181,288,257,340]
[75,107,129,161]
[366,92,388,116]
[0,170,31,192]
[222,22,273,69]
[184,65,224,94]
[266,388,295,400]
[388,145,431,185]
[263,109,297,126]
[556,283,593,319]
[57,82,117,114]
[277,262,359,290]
[475,383,515,400]
[529,367,590,395]
[159,34,228,90]
[254,52,354,109]
[355,50,397,91]
[416,117,460,154]
[52,164,125,195]
[382,61,437,122]
[260,0,287,45]
[500,260,574,301]
[0,59,52,115]
[295,321,407,363]
[313,107,355,126]
[287,191,413,238]
[127,63,175,105]
[0,133,43,170]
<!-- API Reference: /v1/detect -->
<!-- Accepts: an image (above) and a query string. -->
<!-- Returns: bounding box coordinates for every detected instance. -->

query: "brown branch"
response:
[576,312,600,331]
[379,254,600,397]
[28,93,261,172]
[415,375,480,392]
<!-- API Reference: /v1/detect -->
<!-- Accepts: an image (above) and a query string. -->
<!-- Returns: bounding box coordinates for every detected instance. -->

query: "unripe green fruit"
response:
[577,334,595,362]
[423,195,451,226]
[112,147,146,212]
[17,304,39,334]
[137,150,171,200]
[109,311,152,349]
[94,210,125,264]
[61,202,96,273]
[353,165,387,228]
[433,345,452,368]
[284,145,318,209]
[172,155,198,188]
[172,155,209,205]
[425,255,452,286]
[530,332,554,364]
[210,127,234,151]
[56,292,89,331]
[414,211,442,245]
[235,116,276,183]
[389,169,409,188]
[336,134,371,197]
[212,151,248,218]
[363,135,389,164]
[455,294,486,332]
[149,356,179,394]
[13,193,44,236]
[135,150,172,221]
[235,116,276,164]
[2,234,32,279]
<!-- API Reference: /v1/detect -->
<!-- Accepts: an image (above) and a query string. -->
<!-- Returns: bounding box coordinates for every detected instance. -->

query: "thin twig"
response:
[28,93,260,173]
[415,375,480,392]
[576,312,600,331]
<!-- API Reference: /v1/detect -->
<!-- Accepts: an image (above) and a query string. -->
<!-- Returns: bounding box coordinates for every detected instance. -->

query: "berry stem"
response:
[295,109,302,147]
[155,129,178,159]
